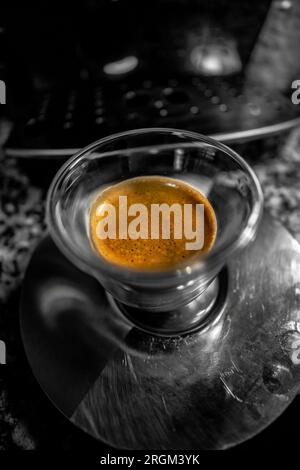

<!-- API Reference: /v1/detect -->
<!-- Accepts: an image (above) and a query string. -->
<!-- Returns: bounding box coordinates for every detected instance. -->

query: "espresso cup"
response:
[47,128,263,317]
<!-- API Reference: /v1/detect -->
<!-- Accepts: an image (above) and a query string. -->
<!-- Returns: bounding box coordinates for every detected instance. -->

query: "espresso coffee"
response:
[90,176,217,271]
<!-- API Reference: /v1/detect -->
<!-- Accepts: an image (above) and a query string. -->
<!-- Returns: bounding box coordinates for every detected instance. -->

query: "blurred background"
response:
[1,0,300,157]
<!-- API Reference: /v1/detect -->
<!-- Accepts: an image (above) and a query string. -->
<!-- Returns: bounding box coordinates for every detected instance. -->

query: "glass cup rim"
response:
[46,127,263,284]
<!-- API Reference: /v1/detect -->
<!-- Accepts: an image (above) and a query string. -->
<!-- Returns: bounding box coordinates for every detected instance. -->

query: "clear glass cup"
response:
[47,128,263,333]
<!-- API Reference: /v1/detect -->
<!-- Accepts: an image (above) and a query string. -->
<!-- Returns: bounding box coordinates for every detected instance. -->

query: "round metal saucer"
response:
[20,212,300,449]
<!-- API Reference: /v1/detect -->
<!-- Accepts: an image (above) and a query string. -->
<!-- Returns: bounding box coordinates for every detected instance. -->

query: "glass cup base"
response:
[107,268,228,337]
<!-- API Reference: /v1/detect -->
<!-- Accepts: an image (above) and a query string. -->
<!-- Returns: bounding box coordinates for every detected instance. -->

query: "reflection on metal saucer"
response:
[20,213,300,449]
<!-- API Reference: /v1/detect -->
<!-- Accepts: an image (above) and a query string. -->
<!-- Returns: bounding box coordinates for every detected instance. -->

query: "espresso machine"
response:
[2,0,300,158]
[2,0,300,451]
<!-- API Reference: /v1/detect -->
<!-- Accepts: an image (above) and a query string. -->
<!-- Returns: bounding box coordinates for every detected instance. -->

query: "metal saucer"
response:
[20,213,300,449]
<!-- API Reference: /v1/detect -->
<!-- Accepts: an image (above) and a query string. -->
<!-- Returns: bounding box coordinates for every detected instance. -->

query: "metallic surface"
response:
[20,213,300,449]
[6,116,300,159]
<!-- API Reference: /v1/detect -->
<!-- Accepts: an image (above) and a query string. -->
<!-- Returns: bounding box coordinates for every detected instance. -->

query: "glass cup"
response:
[47,128,263,334]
